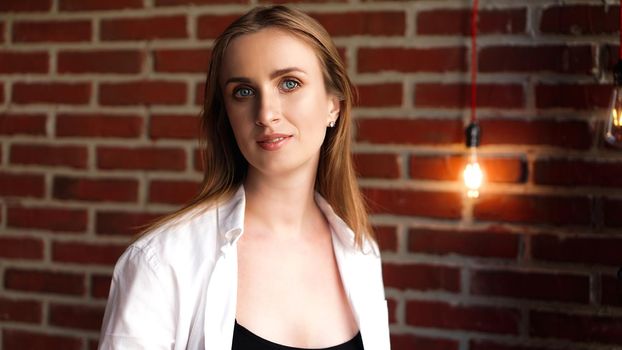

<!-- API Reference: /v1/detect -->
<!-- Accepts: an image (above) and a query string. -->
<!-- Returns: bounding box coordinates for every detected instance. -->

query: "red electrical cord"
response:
[619,1,622,60]
[470,0,479,123]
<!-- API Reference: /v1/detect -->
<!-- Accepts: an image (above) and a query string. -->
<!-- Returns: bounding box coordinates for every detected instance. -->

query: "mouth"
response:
[257,135,292,144]
[256,134,293,151]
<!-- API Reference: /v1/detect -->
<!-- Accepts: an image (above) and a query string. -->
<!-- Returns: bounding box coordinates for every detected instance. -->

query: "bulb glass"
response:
[606,86,622,147]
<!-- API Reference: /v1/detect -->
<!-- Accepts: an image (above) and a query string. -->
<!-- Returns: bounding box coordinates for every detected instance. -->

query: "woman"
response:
[98,5,389,350]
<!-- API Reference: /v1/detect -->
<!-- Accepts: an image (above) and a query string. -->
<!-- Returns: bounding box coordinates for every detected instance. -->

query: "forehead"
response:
[220,28,322,81]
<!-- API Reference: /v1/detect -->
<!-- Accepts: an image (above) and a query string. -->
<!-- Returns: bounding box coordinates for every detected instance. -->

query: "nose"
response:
[255,89,280,127]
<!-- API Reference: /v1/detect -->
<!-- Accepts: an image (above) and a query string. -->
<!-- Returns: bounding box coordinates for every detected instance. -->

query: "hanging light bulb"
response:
[463,122,483,198]
[605,2,622,147]
[605,61,622,147]
[463,0,483,198]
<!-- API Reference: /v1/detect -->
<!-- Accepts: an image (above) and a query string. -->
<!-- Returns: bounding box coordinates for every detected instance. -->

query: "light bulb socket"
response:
[465,122,481,148]
[614,60,622,86]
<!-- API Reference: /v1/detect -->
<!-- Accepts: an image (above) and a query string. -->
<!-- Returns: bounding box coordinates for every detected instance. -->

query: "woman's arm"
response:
[98,246,177,350]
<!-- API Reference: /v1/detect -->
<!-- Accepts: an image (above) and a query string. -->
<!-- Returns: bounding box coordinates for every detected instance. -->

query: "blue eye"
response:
[280,79,300,91]
[234,87,254,98]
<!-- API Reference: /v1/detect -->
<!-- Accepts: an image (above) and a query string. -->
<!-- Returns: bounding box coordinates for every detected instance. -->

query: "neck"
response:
[243,166,322,237]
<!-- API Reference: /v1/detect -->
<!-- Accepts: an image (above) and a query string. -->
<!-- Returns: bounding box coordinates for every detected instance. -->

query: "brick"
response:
[540,6,618,35]
[13,82,90,105]
[58,50,143,74]
[601,44,619,71]
[263,0,346,3]
[357,119,462,145]
[480,46,593,74]
[150,114,200,140]
[5,268,85,295]
[416,83,524,109]
[409,228,519,259]
[418,8,526,35]
[409,155,525,183]
[470,340,555,350]
[536,84,610,109]
[471,269,589,303]
[532,234,622,267]
[529,310,622,344]
[194,148,203,171]
[157,0,246,4]
[602,274,622,307]
[386,298,397,324]
[356,83,402,107]
[474,194,591,226]
[56,113,143,138]
[154,48,210,73]
[0,172,45,198]
[53,176,138,203]
[391,334,458,350]
[13,20,91,42]
[3,329,82,350]
[534,158,622,187]
[364,188,462,219]
[99,81,186,105]
[604,198,622,227]
[0,297,42,323]
[10,144,87,169]
[197,14,239,39]
[0,0,51,12]
[149,179,200,204]
[49,303,104,331]
[383,263,460,292]
[480,119,592,150]
[8,206,87,232]
[195,81,206,105]
[88,340,98,350]
[52,242,126,266]
[91,274,112,299]
[101,16,186,41]
[60,0,143,11]
[0,113,46,135]
[406,300,519,334]
[97,146,185,171]
[0,237,43,260]
[373,225,397,252]
[96,211,163,236]
[353,153,400,179]
[310,11,405,37]
[358,47,465,73]
[0,51,48,73]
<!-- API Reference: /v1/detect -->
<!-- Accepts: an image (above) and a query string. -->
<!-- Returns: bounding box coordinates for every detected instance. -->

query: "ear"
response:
[327,94,341,124]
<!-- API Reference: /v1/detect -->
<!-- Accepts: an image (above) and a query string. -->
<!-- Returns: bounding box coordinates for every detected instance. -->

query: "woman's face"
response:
[220,27,339,178]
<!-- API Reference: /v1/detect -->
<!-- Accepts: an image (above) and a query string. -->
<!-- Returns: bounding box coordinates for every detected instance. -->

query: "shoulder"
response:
[127,187,245,270]
[134,205,219,266]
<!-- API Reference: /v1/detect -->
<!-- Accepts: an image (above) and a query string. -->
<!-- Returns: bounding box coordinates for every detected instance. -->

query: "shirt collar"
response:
[216,186,377,256]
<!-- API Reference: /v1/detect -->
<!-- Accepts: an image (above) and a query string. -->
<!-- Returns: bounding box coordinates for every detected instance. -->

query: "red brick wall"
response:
[1,0,621,349]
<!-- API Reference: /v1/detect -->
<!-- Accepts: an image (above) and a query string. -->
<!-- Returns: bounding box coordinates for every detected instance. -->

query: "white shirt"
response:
[98,187,390,350]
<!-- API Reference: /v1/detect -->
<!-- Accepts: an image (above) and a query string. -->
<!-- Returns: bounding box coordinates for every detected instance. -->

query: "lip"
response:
[256,133,293,151]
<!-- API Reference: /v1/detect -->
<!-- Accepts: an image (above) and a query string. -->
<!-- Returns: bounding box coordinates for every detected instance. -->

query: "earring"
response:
[328,121,336,128]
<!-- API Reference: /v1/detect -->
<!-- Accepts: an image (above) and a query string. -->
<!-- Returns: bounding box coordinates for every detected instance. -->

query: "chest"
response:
[235,230,358,347]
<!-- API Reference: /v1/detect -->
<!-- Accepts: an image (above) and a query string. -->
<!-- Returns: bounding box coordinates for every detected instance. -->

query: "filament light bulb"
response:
[463,122,484,198]
[463,150,483,198]
[605,85,622,147]
[605,60,622,147]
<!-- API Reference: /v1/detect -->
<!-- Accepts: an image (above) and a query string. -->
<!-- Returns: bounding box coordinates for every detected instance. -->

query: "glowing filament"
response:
[463,160,483,198]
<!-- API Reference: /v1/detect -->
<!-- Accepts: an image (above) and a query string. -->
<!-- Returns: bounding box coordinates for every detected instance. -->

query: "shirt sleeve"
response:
[98,246,177,350]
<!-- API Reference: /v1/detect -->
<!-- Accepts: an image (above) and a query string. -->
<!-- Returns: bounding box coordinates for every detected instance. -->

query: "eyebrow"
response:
[224,67,307,86]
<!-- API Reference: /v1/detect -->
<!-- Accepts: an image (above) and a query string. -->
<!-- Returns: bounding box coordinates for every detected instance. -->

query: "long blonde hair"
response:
[147,5,373,247]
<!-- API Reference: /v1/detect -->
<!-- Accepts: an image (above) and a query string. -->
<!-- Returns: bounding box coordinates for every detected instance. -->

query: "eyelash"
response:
[232,78,302,99]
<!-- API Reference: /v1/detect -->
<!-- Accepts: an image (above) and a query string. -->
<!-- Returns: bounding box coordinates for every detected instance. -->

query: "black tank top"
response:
[231,320,364,350]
